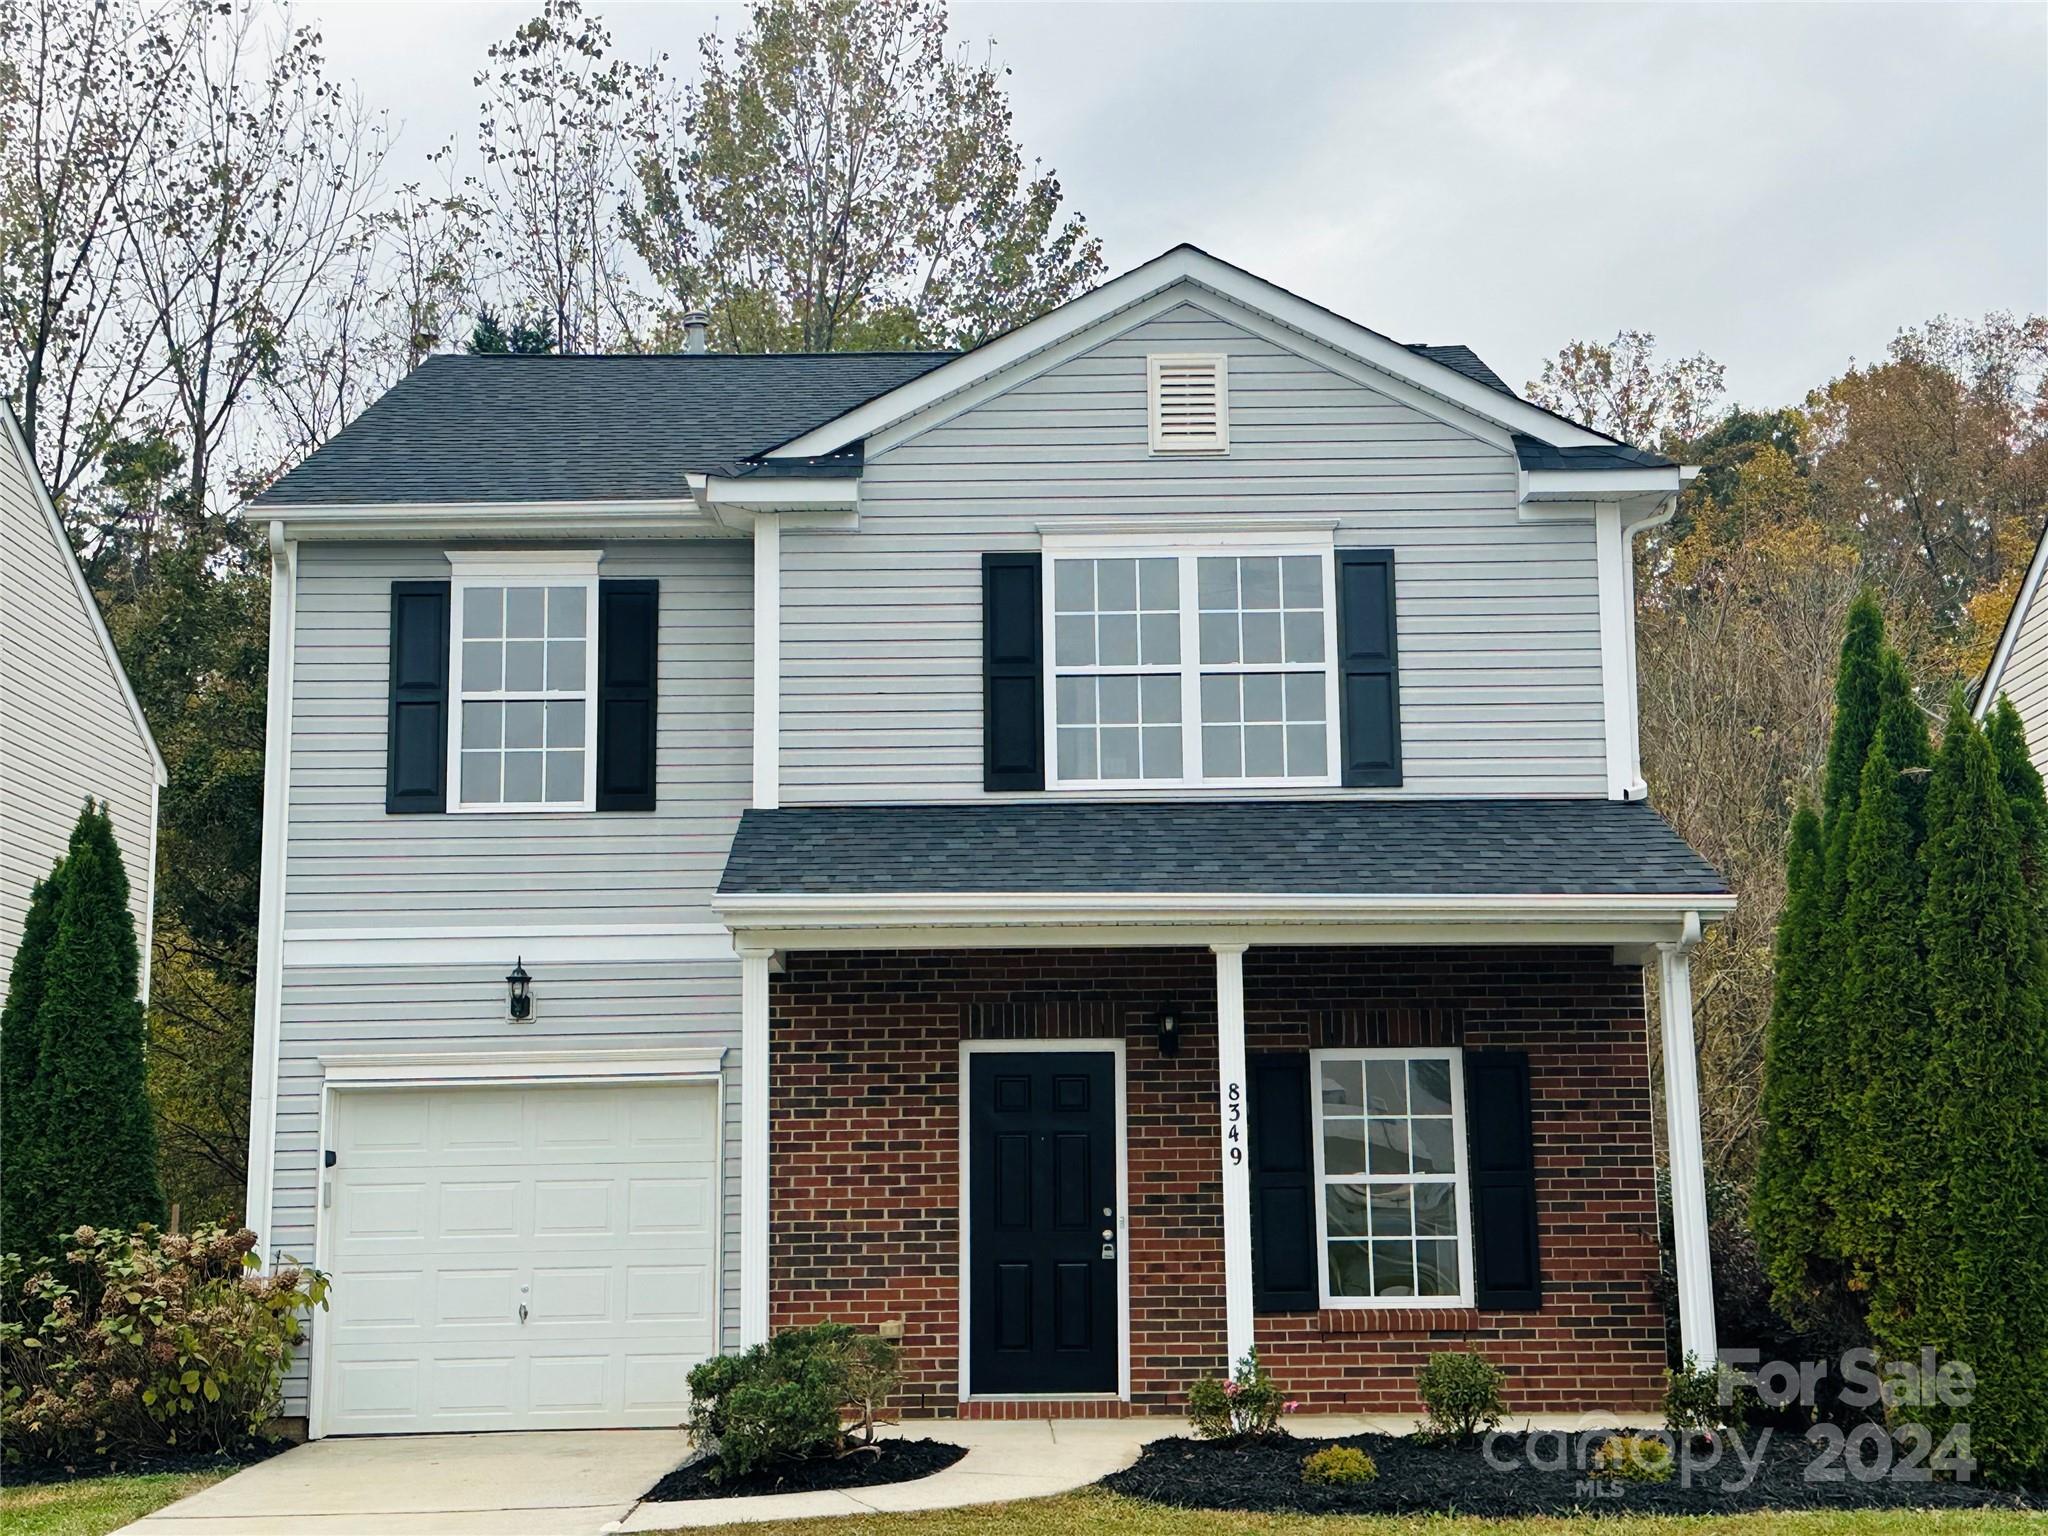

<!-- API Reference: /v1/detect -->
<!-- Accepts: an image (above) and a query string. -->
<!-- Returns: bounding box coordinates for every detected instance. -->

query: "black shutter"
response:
[1337,549,1402,787]
[386,581,449,814]
[596,579,658,812]
[982,552,1044,791]
[1248,1052,1319,1313]
[1467,1050,1542,1310]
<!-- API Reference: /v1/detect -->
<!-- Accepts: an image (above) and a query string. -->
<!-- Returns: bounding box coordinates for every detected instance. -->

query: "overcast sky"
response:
[300,1,2046,408]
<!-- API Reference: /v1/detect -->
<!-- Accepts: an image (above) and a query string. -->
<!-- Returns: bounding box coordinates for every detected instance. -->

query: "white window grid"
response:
[1043,544,1340,790]
[1309,1046,1475,1309]
[446,562,600,813]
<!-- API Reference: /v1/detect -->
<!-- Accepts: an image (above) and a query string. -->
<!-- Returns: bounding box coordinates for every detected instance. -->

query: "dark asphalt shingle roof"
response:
[1512,433,1676,472]
[255,352,955,507]
[1405,344,1516,397]
[717,799,1726,899]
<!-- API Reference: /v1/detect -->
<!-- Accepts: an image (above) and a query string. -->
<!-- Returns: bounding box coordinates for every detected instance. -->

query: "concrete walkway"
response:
[612,1418,1164,1531]
[115,1429,685,1536]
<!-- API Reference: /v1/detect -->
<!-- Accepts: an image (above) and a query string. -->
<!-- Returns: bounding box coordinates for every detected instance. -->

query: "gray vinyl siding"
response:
[780,300,1608,801]
[272,537,751,1413]
[284,539,750,928]
[266,958,745,1414]
[0,428,157,989]
[1992,582,2048,739]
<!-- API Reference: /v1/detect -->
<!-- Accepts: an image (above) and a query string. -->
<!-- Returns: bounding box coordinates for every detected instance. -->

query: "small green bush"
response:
[1591,1432,1676,1483]
[1187,1349,1296,1441]
[1,1225,326,1469]
[684,1323,904,1481]
[1301,1443,1378,1486]
[1415,1350,1505,1445]
[1663,1353,1750,1445]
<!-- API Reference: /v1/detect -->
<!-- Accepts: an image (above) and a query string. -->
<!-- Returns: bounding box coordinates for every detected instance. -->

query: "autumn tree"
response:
[629,0,1103,352]
[473,0,650,354]
[1523,330,1726,450]
[0,0,199,500]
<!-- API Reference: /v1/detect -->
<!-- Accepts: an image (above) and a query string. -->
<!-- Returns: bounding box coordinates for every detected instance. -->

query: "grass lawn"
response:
[676,1488,2047,1536]
[0,1470,231,1536]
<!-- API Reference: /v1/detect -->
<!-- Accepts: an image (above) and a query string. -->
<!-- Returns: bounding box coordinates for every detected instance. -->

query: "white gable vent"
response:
[1147,353,1229,454]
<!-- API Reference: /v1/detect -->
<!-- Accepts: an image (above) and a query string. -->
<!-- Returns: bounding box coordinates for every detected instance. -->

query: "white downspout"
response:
[1619,492,1680,801]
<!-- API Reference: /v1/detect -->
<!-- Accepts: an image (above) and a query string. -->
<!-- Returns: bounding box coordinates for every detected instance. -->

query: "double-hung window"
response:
[1311,1047,1473,1307]
[447,552,600,811]
[1045,536,1339,788]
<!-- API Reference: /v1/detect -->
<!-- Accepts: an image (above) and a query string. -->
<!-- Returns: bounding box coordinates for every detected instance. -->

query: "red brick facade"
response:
[767,946,1667,1418]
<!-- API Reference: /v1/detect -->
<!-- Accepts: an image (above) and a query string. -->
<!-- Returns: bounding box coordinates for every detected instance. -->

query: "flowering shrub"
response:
[1187,1349,1296,1441]
[1,1225,327,1469]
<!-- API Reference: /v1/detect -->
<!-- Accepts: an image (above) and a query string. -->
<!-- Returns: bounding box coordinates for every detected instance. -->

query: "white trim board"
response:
[767,246,1615,462]
[1976,517,2048,720]
[243,526,298,1265]
[281,923,739,969]
[956,1038,1131,1403]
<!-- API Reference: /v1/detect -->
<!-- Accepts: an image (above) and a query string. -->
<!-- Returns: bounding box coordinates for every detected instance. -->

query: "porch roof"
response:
[717,798,1726,900]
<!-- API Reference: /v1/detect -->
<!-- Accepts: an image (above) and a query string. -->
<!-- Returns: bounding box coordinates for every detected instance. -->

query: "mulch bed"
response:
[645,1437,967,1502]
[4,1438,289,1487]
[1102,1430,2044,1517]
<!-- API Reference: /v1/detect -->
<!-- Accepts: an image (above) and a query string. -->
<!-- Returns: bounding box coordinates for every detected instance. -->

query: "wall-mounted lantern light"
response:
[1156,1001,1181,1058]
[507,958,533,1022]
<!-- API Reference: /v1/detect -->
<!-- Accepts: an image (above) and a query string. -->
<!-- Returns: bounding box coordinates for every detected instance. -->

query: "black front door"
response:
[968,1050,1118,1394]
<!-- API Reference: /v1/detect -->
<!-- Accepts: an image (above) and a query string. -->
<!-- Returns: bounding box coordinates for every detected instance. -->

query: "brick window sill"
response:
[1318,1306,1481,1335]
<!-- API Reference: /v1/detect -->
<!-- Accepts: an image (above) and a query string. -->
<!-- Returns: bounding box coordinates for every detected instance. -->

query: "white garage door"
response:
[320,1080,719,1435]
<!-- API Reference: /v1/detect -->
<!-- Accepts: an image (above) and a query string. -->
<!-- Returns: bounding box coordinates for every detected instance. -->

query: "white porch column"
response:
[739,944,775,1346]
[752,513,780,809]
[1657,921,1718,1366]
[1213,942,1254,1368]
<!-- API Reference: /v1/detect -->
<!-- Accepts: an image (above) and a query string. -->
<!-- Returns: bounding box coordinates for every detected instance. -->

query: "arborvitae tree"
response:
[1828,732,1928,1315]
[1913,695,2048,1481]
[0,868,64,1251]
[1875,650,1934,831]
[1819,592,1888,910]
[1987,695,2048,892]
[1753,805,1835,1316]
[24,803,164,1252]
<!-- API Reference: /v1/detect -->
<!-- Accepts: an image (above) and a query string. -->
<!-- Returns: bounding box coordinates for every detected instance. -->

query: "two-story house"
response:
[246,246,1729,1438]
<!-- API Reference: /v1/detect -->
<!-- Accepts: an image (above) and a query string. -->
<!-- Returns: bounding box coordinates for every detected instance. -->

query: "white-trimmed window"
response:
[447,552,600,812]
[1311,1047,1473,1307]
[1045,535,1339,789]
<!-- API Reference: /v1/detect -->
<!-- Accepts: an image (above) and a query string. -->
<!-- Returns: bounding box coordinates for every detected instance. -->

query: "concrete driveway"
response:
[116,1429,686,1536]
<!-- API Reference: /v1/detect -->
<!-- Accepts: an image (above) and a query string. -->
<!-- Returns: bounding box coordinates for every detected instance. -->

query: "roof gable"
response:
[1,406,165,784]
[764,244,1628,463]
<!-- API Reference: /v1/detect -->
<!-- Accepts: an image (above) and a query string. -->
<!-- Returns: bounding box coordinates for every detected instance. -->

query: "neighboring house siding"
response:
[779,301,1607,801]
[0,428,157,989]
[1991,584,2048,737]
[284,540,751,928]
[270,538,751,1414]
[265,959,745,1413]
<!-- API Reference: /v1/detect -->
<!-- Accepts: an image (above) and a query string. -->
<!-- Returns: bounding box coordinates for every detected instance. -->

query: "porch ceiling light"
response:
[507,957,533,1022]
[1156,1001,1182,1058]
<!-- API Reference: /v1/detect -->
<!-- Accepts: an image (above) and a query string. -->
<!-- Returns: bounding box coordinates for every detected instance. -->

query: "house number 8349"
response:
[1224,1080,1243,1164]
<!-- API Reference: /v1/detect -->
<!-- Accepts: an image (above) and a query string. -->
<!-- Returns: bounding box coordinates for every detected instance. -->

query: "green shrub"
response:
[1,1225,326,1469]
[1591,1432,1675,1483]
[1415,1350,1505,1445]
[1663,1353,1750,1445]
[684,1323,904,1481]
[1300,1443,1377,1486]
[1186,1349,1295,1442]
